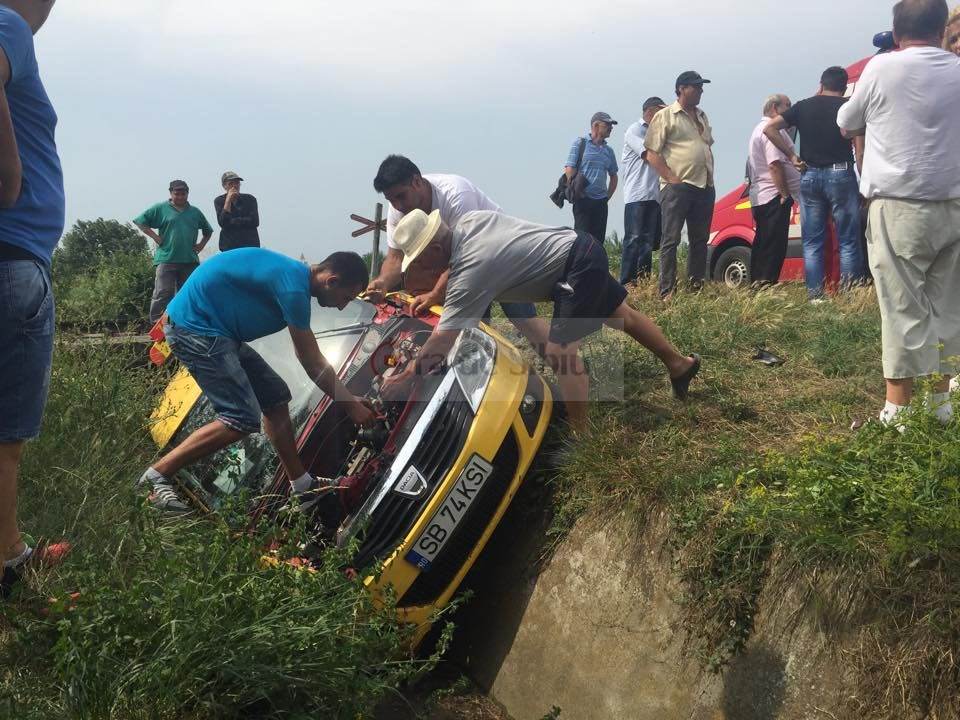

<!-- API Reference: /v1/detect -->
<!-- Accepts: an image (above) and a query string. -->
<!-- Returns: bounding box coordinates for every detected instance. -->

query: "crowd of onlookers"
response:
[563,0,959,430]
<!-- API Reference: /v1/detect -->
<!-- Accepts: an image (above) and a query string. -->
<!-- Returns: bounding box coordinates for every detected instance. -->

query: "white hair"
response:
[763,94,788,117]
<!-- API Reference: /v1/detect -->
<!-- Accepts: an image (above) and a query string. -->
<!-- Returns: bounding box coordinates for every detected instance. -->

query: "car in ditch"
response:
[149,293,554,646]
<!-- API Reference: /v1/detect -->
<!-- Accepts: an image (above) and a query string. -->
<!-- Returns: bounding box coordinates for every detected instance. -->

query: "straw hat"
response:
[393,209,442,272]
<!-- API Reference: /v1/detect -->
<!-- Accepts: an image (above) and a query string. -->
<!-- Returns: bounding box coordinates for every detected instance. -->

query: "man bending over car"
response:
[381,210,701,430]
[138,247,375,513]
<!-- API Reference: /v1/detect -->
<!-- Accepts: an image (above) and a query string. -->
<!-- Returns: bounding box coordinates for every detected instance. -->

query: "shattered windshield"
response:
[175,300,376,503]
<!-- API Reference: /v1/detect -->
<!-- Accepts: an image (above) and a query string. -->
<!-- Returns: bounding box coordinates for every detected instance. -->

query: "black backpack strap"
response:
[575,137,587,171]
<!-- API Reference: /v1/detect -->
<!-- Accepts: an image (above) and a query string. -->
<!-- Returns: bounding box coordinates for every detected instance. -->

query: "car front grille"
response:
[398,429,521,608]
[350,381,472,570]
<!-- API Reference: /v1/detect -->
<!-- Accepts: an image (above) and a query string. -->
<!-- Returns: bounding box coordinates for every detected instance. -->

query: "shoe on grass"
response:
[2,535,71,600]
[136,468,191,514]
[670,354,701,401]
[281,475,338,514]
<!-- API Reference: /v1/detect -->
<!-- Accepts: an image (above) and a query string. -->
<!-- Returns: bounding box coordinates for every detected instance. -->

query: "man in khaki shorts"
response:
[838,0,960,426]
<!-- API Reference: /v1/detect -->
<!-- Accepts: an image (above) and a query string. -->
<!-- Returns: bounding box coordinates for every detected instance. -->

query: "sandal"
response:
[670,354,701,401]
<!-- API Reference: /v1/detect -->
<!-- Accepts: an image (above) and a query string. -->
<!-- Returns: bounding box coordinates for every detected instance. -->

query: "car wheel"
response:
[713,246,751,288]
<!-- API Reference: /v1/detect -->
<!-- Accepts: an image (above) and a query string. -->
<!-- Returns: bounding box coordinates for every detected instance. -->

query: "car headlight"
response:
[448,328,496,414]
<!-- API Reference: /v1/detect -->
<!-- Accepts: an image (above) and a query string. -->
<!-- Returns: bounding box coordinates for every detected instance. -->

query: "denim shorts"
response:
[0,260,55,442]
[165,324,292,434]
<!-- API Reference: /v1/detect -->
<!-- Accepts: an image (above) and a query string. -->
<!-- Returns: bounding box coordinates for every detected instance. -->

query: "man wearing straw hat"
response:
[380,209,701,430]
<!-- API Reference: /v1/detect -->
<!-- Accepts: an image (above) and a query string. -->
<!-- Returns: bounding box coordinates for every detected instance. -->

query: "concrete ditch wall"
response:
[464,513,872,720]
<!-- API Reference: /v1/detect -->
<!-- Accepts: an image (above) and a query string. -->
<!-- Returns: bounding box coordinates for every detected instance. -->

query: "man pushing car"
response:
[380,210,701,429]
[138,247,375,513]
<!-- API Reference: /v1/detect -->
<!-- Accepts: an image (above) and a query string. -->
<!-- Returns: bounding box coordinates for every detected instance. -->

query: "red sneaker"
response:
[2,537,71,600]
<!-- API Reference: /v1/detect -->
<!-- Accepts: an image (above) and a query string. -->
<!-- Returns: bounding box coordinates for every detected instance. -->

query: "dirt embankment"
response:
[449,510,873,720]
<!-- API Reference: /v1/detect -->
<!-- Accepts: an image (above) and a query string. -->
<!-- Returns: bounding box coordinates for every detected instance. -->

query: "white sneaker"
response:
[136,468,191,514]
[282,475,338,514]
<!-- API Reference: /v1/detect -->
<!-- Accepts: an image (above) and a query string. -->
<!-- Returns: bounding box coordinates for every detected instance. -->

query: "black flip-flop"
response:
[671,354,701,401]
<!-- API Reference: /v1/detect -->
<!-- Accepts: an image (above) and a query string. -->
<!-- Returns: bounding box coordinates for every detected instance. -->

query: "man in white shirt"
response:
[365,155,550,353]
[620,97,665,285]
[837,0,960,427]
[747,94,801,287]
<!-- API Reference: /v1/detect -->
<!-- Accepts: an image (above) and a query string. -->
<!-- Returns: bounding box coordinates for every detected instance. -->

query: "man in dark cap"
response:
[214,170,260,251]
[644,71,716,299]
[563,111,619,243]
[620,96,667,285]
[135,180,214,322]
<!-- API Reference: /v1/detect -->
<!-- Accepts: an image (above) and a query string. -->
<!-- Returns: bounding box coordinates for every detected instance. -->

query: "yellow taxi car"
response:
[150,293,553,646]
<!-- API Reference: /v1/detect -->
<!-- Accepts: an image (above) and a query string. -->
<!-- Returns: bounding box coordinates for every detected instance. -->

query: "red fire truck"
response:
[706,33,894,287]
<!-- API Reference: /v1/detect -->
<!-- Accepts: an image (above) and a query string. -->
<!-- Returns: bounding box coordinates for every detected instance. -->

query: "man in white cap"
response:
[380,209,701,430]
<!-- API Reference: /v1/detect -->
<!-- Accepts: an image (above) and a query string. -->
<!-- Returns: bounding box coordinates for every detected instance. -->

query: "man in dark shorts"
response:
[136,248,375,513]
[380,210,700,430]
[0,0,70,597]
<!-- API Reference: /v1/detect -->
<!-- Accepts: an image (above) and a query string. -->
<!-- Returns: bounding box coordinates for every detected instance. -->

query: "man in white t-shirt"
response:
[837,0,960,428]
[366,155,549,351]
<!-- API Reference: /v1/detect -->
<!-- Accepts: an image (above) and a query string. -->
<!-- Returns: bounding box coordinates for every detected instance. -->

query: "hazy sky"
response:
[38,1,893,262]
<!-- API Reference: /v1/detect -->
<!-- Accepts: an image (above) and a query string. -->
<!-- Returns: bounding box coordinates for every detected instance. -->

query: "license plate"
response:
[405,454,494,571]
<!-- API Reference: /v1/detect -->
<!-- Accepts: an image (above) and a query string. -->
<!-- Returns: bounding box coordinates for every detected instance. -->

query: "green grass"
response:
[5,277,960,719]
[549,280,960,718]
[0,342,439,720]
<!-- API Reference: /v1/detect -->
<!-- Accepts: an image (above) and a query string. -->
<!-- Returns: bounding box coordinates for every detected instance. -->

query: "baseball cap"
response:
[221,171,244,184]
[590,111,618,126]
[168,180,189,192]
[642,96,667,112]
[675,71,711,89]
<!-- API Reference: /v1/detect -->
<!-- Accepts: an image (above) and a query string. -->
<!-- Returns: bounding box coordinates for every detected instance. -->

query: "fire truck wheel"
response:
[713,246,752,288]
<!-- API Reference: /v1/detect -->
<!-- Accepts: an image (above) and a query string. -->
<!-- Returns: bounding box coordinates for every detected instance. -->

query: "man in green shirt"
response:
[135,179,214,323]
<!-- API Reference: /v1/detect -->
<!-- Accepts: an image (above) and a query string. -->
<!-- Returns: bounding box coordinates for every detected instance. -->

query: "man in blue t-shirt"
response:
[137,248,376,513]
[0,0,68,598]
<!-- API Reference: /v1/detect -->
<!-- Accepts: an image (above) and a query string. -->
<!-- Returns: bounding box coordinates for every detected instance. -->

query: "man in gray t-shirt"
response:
[381,209,700,429]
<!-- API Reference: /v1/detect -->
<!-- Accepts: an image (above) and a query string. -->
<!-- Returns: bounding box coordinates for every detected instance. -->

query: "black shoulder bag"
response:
[550,137,588,209]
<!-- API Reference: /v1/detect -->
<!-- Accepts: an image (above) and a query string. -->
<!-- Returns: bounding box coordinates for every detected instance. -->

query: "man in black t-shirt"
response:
[764,66,867,300]
[214,171,260,251]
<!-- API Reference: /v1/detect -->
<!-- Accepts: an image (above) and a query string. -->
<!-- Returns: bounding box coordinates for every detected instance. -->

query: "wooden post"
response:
[371,202,383,277]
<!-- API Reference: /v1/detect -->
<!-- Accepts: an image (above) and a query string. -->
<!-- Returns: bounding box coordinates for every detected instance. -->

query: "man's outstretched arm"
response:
[366,248,404,299]
[288,326,375,424]
[763,117,801,164]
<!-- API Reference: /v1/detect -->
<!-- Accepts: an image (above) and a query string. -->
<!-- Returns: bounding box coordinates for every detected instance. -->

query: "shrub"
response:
[55,250,154,330]
[52,219,155,331]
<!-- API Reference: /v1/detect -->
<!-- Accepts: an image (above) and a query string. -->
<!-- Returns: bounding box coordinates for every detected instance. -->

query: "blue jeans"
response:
[621,200,660,283]
[799,166,865,298]
[165,324,291,434]
[0,260,55,442]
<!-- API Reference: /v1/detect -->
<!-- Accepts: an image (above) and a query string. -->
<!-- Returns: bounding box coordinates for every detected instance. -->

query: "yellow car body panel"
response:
[150,366,201,449]
[364,324,552,645]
